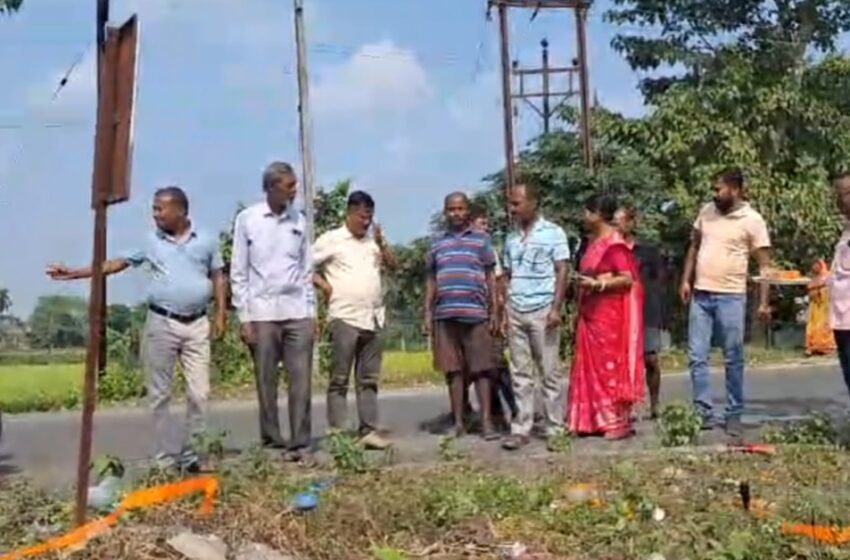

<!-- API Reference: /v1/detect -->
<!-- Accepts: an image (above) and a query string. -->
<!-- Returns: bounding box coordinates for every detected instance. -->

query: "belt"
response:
[148,304,206,324]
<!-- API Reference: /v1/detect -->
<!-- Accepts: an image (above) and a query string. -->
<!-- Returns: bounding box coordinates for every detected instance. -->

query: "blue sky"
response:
[0,0,651,315]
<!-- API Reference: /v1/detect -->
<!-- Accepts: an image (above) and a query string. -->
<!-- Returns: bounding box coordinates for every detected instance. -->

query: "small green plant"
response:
[546,431,573,454]
[370,545,408,560]
[438,435,464,462]
[90,455,125,481]
[762,412,838,446]
[325,430,369,474]
[658,402,702,447]
[243,444,276,479]
[421,471,553,527]
[714,529,754,560]
[192,430,228,460]
[97,363,145,403]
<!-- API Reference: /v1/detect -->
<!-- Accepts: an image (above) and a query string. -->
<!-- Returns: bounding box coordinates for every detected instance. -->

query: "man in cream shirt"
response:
[680,168,772,438]
[313,191,397,449]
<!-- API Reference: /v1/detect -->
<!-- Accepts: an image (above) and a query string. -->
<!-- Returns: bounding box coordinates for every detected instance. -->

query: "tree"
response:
[600,0,850,267]
[607,0,850,99]
[314,180,351,236]
[609,51,850,267]
[0,0,22,14]
[384,237,431,321]
[475,108,668,252]
[0,288,11,316]
[106,303,146,335]
[28,295,88,350]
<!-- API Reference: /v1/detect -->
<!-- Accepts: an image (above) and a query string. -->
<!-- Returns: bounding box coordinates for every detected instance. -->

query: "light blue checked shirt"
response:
[122,226,223,316]
[230,202,316,323]
[504,216,570,313]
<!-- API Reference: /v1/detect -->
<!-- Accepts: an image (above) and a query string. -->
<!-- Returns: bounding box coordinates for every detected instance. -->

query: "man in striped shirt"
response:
[424,192,500,439]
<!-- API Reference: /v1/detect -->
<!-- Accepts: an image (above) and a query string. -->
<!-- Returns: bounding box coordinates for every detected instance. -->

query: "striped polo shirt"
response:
[428,228,496,322]
[504,216,570,313]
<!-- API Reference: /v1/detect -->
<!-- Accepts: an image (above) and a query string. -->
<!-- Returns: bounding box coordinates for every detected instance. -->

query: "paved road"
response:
[1,363,847,487]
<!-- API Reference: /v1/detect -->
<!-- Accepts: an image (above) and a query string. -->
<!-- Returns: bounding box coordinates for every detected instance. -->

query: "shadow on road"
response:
[418,396,850,436]
[0,453,20,477]
[745,397,847,422]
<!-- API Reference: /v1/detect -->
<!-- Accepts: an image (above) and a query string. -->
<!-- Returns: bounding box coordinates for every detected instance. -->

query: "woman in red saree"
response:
[567,194,645,439]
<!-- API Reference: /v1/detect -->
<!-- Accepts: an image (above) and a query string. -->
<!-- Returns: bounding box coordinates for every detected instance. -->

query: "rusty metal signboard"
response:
[91,14,138,207]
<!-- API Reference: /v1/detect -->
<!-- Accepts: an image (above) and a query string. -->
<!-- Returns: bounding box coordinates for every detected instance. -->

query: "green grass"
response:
[0,346,825,413]
[381,350,440,388]
[0,364,82,412]
[4,448,850,558]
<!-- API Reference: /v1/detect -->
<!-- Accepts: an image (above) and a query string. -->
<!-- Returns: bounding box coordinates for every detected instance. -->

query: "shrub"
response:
[210,319,253,387]
[762,412,839,446]
[0,349,85,366]
[658,402,702,447]
[97,363,145,403]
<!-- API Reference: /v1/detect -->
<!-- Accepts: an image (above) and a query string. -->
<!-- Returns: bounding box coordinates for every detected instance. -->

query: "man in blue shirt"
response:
[502,181,570,451]
[47,186,227,470]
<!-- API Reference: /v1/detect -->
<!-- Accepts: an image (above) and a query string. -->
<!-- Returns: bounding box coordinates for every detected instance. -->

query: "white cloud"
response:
[312,41,433,117]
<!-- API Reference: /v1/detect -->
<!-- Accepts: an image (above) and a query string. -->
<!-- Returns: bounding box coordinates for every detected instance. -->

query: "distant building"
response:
[0,315,29,350]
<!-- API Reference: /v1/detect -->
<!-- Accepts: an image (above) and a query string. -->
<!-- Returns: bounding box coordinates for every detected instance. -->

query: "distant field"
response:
[0,352,441,412]
[0,364,82,412]
[0,346,815,413]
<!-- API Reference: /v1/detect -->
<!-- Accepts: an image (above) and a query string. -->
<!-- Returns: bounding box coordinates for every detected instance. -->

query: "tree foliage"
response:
[314,180,351,236]
[0,0,22,15]
[384,237,430,321]
[28,295,88,350]
[0,288,11,316]
[607,44,850,266]
[474,108,669,253]
[607,0,850,98]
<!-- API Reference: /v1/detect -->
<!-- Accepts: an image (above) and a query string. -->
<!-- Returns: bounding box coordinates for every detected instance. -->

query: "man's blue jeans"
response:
[688,290,746,421]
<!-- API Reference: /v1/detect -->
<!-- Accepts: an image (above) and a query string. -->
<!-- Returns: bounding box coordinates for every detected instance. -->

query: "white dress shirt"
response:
[230,202,316,322]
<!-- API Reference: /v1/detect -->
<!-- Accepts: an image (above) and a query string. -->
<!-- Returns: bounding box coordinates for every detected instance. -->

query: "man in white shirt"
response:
[230,162,316,460]
[313,191,397,450]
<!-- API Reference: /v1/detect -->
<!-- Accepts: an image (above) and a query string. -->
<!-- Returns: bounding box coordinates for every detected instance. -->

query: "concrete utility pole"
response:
[488,0,594,173]
[96,0,109,383]
[497,2,517,215]
[293,0,316,241]
[541,39,550,134]
[292,0,321,377]
[513,38,579,135]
